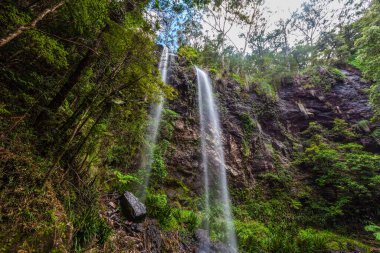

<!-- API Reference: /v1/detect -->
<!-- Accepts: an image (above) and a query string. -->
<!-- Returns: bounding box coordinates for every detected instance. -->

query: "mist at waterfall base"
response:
[196,67,238,252]
[139,46,169,199]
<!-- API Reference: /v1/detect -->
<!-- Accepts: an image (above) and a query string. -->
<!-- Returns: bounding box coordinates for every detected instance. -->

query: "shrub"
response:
[235,220,270,252]
[296,123,380,226]
[172,208,200,233]
[112,170,141,193]
[145,192,200,232]
[151,146,168,182]
[329,68,346,81]
[356,119,371,132]
[178,45,199,64]
[231,73,244,86]
[297,229,369,252]
[330,118,356,140]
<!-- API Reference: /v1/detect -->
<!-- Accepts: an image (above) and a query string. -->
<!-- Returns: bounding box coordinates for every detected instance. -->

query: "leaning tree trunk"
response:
[46,25,108,113]
[34,27,107,127]
[0,1,65,48]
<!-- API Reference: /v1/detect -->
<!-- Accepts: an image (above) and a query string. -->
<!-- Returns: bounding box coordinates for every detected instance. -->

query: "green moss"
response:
[239,112,257,158]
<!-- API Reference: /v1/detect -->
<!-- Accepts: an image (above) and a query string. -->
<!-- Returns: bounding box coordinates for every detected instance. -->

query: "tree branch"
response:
[0,1,65,48]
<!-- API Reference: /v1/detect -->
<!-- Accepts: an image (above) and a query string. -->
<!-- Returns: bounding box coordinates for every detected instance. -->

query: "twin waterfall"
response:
[142,48,237,252]
[141,47,169,197]
[196,68,237,252]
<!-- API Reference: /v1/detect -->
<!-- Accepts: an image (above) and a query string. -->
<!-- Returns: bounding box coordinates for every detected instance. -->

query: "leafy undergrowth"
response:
[0,118,110,252]
[0,121,69,252]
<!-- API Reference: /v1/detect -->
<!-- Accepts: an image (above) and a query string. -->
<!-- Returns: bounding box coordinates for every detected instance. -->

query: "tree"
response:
[202,0,242,68]
[237,0,265,56]
[267,19,292,69]
[247,12,269,71]
[291,0,334,47]
[353,0,380,121]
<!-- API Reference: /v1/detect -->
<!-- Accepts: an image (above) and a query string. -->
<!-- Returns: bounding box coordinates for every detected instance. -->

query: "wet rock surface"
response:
[278,68,373,133]
[166,61,377,193]
[195,229,236,253]
[119,191,146,222]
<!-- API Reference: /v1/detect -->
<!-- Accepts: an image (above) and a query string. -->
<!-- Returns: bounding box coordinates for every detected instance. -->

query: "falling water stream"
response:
[196,67,238,252]
[140,46,170,198]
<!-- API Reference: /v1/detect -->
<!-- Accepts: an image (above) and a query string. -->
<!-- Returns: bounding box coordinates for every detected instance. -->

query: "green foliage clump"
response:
[235,220,270,252]
[231,73,245,86]
[239,112,256,157]
[231,184,370,253]
[240,112,256,136]
[329,68,346,81]
[178,45,199,64]
[371,128,380,145]
[356,119,371,133]
[112,170,141,193]
[0,2,31,32]
[297,228,369,253]
[172,208,200,232]
[296,122,380,226]
[146,192,172,225]
[63,0,109,36]
[252,77,277,100]
[151,145,168,182]
[330,118,357,140]
[365,224,380,241]
[306,66,344,91]
[145,192,200,232]
[27,31,68,69]
[259,169,292,189]
[160,108,178,139]
[353,1,380,122]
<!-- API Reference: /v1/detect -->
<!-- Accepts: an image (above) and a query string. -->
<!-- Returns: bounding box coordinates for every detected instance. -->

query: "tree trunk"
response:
[34,26,106,127]
[46,34,102,113]
[0,1,65,48]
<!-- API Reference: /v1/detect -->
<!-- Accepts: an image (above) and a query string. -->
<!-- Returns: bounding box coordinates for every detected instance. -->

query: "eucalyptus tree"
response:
[237,0,265,56]
[202,0,242,68]
[291,0,335,47]
[247,13,270,71]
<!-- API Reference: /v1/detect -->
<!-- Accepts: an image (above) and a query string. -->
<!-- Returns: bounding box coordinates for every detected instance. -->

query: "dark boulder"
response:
[119,191,146,222]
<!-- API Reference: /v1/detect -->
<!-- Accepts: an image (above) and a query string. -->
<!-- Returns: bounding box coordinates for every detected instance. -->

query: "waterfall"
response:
[140,46,170,197]
[196,67,238,252]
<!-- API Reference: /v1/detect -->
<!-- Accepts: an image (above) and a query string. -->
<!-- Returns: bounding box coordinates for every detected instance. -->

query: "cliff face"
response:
[101,57,379,253]
[279,68,372,132]
[164,58,377,195]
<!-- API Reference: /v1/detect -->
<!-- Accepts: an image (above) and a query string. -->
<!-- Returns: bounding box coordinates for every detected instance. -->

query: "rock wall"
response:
[164,58,377,195]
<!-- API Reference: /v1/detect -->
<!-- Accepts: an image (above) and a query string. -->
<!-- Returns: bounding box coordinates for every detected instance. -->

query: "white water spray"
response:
[141,47,170,196]
[196,67,238,252]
